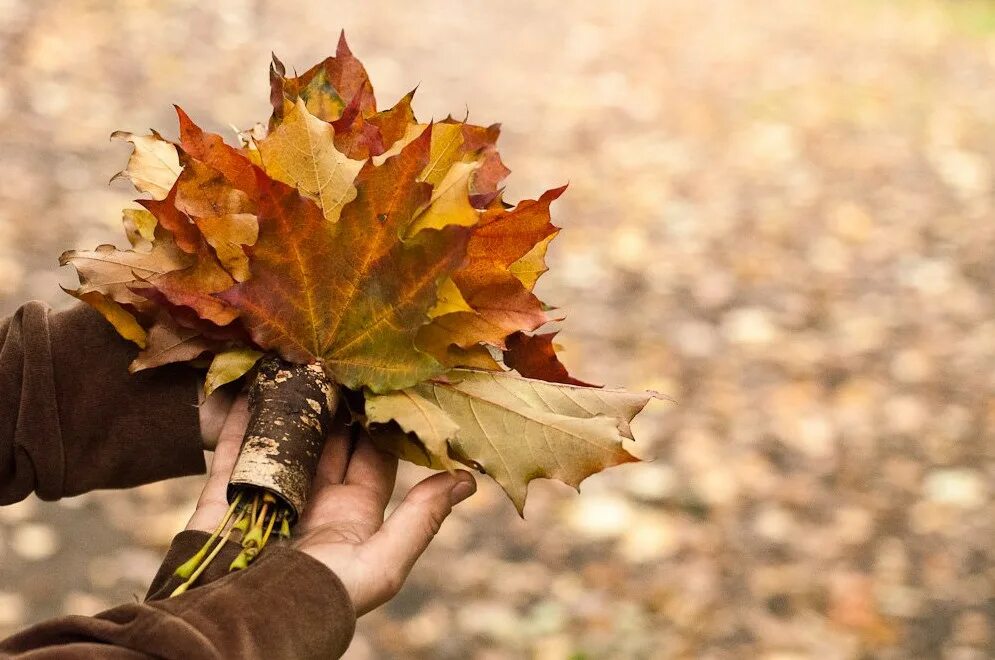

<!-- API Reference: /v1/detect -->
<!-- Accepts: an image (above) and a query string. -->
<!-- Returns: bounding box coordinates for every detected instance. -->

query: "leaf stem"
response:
[171,508,247,597]
[174,492,243,579]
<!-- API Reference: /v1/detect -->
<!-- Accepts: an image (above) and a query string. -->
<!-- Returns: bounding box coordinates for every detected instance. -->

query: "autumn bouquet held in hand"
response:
[61,34,659,594]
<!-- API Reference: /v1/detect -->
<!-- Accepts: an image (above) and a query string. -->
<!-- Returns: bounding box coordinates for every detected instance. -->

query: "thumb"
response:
[360,470,476,597]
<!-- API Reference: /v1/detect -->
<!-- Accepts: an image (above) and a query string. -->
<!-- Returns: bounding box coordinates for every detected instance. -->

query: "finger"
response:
[198,384,236,450]
[307,423,354,499]
[359,470,475,595]
[186,395,248,531]
[343,433,398,513]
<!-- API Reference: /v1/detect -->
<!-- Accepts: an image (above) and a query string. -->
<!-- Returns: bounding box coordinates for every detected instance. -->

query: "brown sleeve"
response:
[144,530,246,600]
[0,301,206,504]
[0,537,357,659]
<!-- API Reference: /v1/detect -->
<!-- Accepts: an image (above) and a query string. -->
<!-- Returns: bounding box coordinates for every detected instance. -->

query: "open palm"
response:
[189,394,476,614]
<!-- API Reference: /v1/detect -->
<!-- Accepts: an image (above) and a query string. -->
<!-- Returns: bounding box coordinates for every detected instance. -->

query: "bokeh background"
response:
[1,0,994,657]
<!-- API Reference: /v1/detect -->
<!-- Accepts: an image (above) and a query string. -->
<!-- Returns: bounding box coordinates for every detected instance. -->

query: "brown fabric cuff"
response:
[0,541,357,659]
[146,530,245,600]
[147,541,357,659]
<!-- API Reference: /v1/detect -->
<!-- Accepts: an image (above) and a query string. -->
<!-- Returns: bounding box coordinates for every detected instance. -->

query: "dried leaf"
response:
[420,186,565,349]
[147,247,239,326]
[139,185,201,254]
[421,121,469,186]
[65,289,147,348]
[509,232,557,290]
[407,160,480,236]
[428,277,474,318]
[193,212,258,282]
[397,370,653,513]
[504,331,597,387]
[364,424,450,471]
[415,322,503,370]
[269,34,375,127]
[121,208,157,250]
[176,106,260,197]
[365,389,461,470]
[59,240,191,308]
[109,130,182,200]
[130,319,214,372]
[257,98,364,222]
[218,130,471,392]
[204,348,263,396]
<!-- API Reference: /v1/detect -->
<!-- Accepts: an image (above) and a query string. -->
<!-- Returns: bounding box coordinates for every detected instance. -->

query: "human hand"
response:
[186,396,477,615]
[293,427,476,614]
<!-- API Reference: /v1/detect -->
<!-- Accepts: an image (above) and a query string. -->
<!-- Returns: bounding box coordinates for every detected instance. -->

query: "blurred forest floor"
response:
[0,0,993,658]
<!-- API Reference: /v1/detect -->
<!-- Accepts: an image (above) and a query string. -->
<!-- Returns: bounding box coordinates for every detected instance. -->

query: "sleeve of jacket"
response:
[0,532,357,660]
[0,301,206,504]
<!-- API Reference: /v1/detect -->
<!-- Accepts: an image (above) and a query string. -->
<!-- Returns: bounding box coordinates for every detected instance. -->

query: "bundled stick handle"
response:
[227,354,339,520]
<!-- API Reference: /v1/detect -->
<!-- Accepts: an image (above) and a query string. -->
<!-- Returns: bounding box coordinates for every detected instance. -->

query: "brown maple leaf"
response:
[269,33,375,128]
[503,331,598,387]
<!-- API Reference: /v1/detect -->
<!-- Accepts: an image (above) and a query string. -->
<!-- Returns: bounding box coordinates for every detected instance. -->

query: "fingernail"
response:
[450,476,476,505]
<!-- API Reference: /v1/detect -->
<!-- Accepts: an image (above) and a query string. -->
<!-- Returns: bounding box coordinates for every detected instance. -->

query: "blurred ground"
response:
[1,0,994,657]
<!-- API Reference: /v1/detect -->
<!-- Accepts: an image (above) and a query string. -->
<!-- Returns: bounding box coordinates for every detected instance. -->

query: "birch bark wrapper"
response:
[227,354,339,520]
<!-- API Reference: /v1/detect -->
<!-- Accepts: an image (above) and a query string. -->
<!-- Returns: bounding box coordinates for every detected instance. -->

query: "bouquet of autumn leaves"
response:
[61,36,657,589]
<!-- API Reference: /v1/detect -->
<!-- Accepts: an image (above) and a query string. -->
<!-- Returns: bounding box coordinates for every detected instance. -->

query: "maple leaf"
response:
[331,89,417,160]
[503,331,597,386]
[175,106,260,197]
[59,222,194,347]
[415,321,502,370]
[510,231,557,290]
[217,128,471,392]
[130,316,217,372]
[418,186,564,351]
[121,208,157,250]
[204,348,263,396]
[68,289,149,348]
[109,130,181,200]
[367,370,655,514]
[269,33,375,127]
[257,98,364,222]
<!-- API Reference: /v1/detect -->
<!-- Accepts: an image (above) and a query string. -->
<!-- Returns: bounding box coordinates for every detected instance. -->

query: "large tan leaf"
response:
[365,389,461,471]
[109,130,182,200]
[257,98,364,222]
[401,370,655,513]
